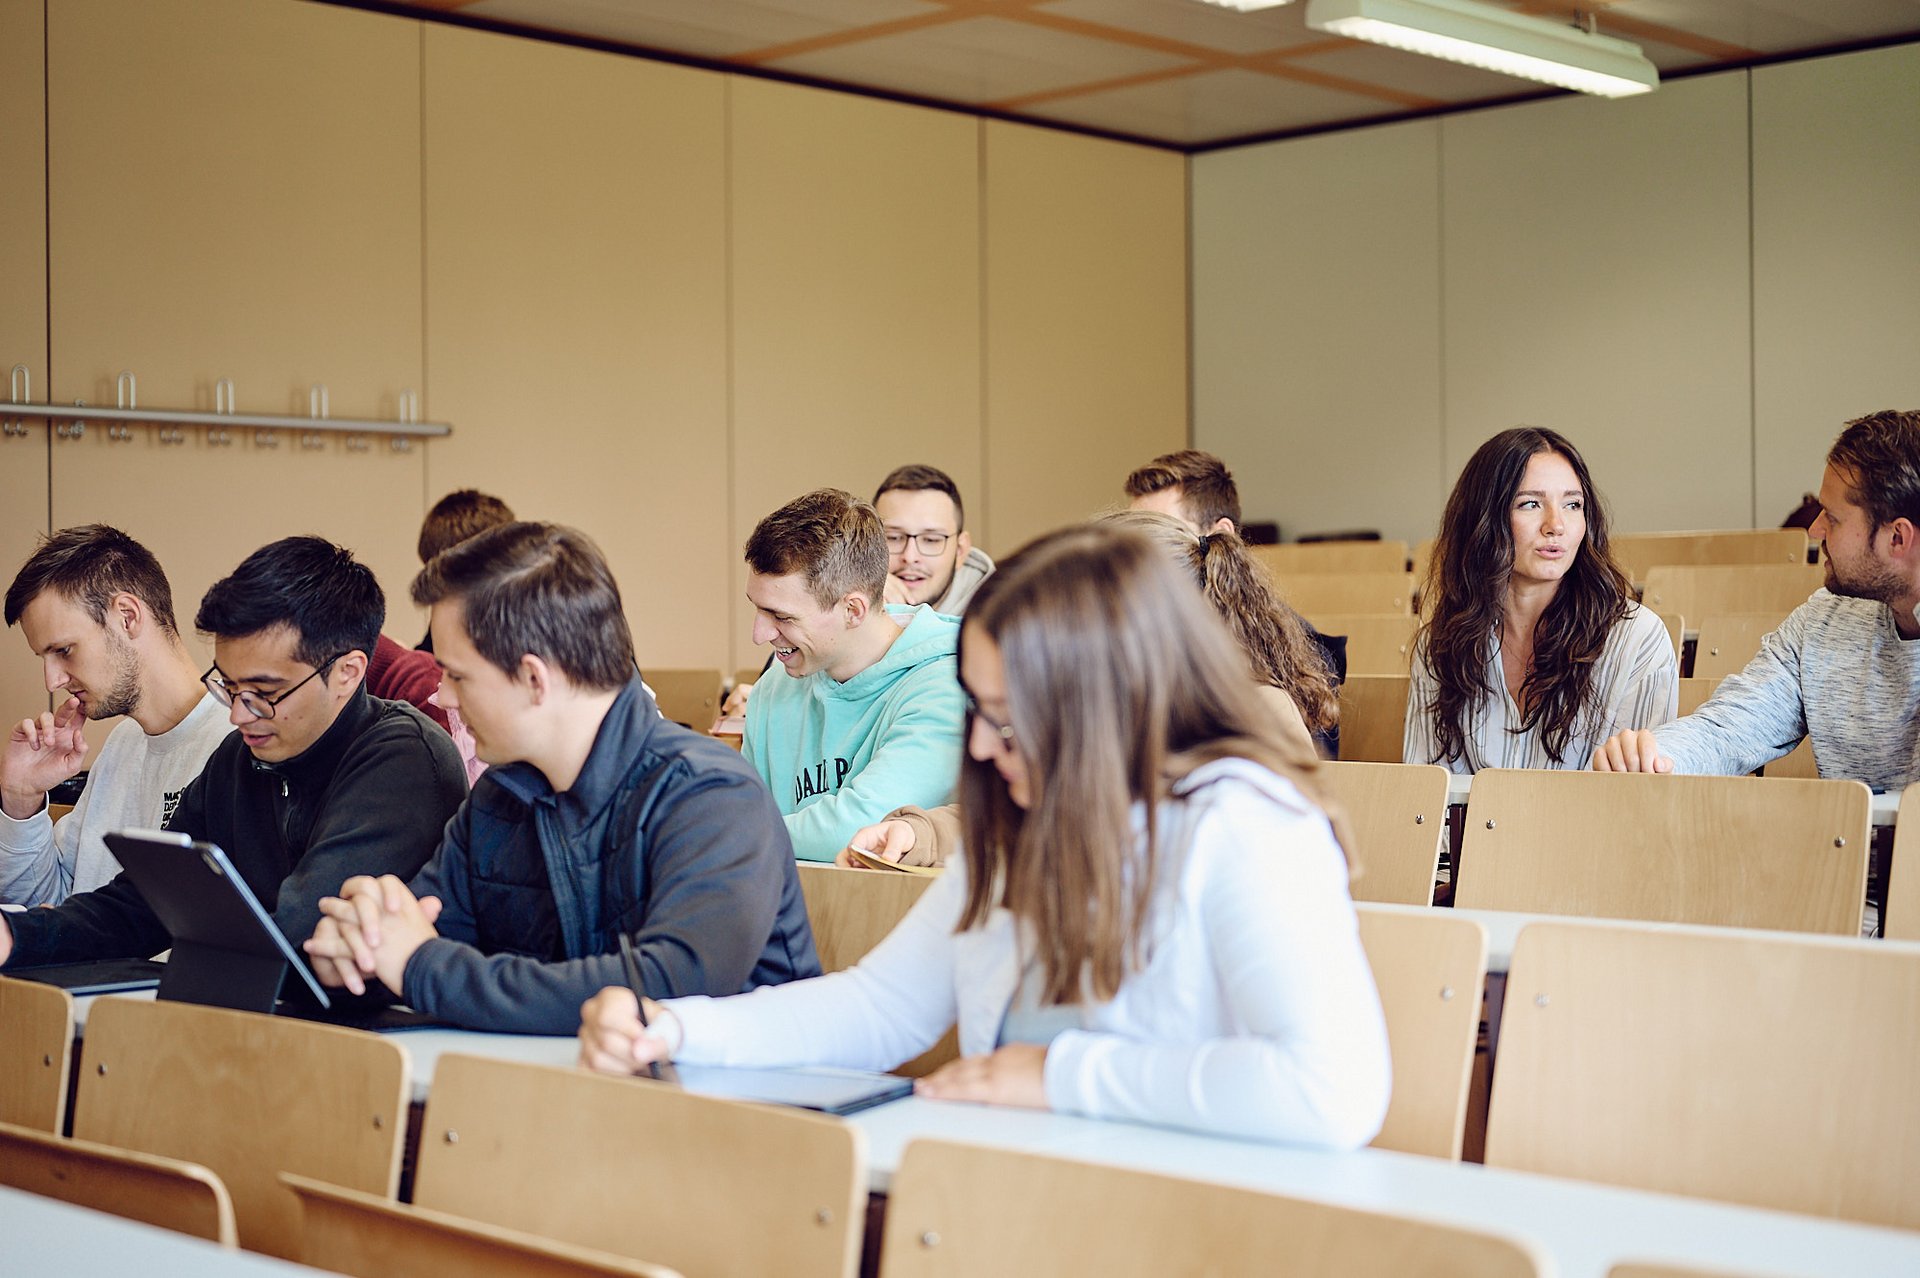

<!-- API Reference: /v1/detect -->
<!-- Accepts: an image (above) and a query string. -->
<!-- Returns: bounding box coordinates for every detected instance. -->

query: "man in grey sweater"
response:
[1593,409,1920,787]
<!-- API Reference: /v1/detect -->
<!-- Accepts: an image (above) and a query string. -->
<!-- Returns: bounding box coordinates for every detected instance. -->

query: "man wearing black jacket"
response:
[304,521,818,1034]
[0,537,467,969]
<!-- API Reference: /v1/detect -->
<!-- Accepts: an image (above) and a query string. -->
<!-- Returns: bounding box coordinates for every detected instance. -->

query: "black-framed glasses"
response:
[884,530,953,556]
[202,653,346,720]
[964,693,1016,747]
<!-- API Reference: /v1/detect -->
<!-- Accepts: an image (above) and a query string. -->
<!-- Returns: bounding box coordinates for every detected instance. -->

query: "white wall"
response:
[1194,42,1920,544]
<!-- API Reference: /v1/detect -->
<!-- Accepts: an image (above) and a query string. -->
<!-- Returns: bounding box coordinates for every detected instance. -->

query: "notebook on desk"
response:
[97,829,439,1032]
[656,1064,914,1116]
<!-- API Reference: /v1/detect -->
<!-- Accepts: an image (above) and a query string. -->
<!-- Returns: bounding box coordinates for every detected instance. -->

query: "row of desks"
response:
[60,960,1920,1278]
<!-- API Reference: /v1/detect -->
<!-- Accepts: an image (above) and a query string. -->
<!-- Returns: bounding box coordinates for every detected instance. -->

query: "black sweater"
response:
[5,686,467,967]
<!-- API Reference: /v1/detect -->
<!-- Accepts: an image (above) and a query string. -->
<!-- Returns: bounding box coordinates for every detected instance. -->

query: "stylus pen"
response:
[617,932,680,1084]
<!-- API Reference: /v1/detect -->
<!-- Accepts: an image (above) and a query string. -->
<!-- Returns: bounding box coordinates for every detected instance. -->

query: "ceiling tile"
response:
[463,0,941,60]
[1022,65,1390,144]
[1610,0,1920,54]
[766,15,1195,105]
[1033,0,1322,57]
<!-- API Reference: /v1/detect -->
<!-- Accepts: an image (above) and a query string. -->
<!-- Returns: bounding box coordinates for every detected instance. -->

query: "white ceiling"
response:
[382,0,1920,146]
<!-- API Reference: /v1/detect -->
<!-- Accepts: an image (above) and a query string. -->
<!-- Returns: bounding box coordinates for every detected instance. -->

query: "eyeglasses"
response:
[884,530,953,556]
[964,693,1016,747]
[202,654,345,720]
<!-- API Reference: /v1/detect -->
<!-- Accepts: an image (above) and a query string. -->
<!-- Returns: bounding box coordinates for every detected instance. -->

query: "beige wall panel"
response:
[45,0,425,705]
[1192,119,1442,545]
[983,120,1187,556]
[47,0,421,423]
[423,26,730,669]
[730,78,980,670]
[1752,43,1920,521]
[0,0,50,719]
[1439,73,1753,533]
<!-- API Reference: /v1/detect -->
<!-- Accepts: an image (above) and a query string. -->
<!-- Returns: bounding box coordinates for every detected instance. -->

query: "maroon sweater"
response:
[368,633,451,733]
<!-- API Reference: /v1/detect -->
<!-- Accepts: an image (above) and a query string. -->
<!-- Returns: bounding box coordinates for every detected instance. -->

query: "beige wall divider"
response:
[0,0,50,719]
[982,120,1187,555]
[45,0,427,721]
[424,24,732,669]
[728,78,982,671]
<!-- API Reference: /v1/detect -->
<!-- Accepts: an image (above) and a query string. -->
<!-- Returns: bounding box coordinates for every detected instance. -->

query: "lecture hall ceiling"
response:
[375,0,1920,147]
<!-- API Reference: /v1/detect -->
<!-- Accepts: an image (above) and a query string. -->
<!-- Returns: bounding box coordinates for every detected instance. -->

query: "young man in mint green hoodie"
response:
[742,489,966,862]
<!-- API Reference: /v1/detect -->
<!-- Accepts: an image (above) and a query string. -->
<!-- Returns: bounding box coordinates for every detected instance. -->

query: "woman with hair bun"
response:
[1406,427,1677,772]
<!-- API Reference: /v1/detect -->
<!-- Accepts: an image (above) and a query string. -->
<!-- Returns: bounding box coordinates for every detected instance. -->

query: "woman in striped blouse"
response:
[1405,427,1677,773]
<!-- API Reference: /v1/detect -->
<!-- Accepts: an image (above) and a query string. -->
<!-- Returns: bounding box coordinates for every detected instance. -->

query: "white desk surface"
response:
[1,1184,324,1275]
[848,1098,1920,1278]
[1443,771,1901,825]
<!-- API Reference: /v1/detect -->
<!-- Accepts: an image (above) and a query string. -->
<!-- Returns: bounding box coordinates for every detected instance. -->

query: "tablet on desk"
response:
[662,1064,913,1116]
[99,829,438,1031]
[7,957,164,996]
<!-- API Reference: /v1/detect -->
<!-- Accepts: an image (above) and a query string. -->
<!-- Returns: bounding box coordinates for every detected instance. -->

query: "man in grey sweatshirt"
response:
[1593,409,1920,787]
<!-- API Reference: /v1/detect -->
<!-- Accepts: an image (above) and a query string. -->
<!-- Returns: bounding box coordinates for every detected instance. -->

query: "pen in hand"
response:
[618,932,680,1084]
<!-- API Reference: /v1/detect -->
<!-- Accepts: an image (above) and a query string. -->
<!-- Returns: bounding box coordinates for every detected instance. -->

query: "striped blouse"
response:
[1403,602,1678,773]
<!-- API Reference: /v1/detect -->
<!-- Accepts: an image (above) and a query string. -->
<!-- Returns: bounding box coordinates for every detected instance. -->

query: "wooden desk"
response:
[850,1100,1920,1278]
[1,1183,324,1274]
[1442,773,1900,826]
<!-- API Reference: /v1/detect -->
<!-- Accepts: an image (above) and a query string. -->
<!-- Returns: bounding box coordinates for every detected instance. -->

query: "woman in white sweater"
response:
[578,524,1391,1148]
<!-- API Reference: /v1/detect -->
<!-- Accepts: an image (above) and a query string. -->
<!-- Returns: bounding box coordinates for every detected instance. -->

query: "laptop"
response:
[91,829,438,1032]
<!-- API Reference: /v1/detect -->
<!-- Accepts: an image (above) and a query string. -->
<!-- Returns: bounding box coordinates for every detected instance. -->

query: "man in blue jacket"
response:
[304,521,818,1034]
[742,489,967,861]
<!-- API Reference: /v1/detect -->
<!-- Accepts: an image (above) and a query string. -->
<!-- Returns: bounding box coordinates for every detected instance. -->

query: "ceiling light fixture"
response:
[1193,0,1295,12]
[1305,0,1659,98]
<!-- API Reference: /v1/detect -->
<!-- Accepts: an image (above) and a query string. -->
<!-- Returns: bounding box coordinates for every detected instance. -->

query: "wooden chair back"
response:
[73,997,408,1259]
[1307,614,1416,677]
[1319,761,1447,905]
[1613,528,1810,583]
[284,1173,681,1278]
[1640,563,1822,620]
[0,974,73,1132]
[1886,783,1920,942]
[1652,612,1683,661]
[1692,614,1787,681]
[643,668,722,731]
[1411,538,1436,588]
[1675,676,1717,716]
[415,1054,864,1278]
[1487,921,1920,1229]
[1676,678,1818,777]
[795,863,956,1074]
[795,861,935,973]
[1335,675,1408,763]
[46,802,75,822]
[0,1120,236,1245]
[878,1139,1545,1277]
[731,666,763,691]
[1251,540,1408,577]
[1456,769,1869,935]
[1271,572,1414,617]
[1354,907,1487,1159]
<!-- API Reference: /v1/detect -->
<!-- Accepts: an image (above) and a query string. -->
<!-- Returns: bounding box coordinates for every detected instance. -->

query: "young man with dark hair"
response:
[303,521,818,1034]
[414,489,515,654]
[873,463,995,614]
[0,536,466,970]
[742,489,965,861]
[1124,449,1243,535]
[1595,409,1920,785]
[0,526,232,904]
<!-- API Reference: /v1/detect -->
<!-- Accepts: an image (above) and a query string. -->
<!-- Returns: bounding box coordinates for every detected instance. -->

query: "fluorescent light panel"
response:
[1193,0,1295,11]
[1305,0,1659,98]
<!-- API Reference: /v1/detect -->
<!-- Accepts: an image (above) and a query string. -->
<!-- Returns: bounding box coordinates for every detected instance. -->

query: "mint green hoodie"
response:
[744,604,965,862]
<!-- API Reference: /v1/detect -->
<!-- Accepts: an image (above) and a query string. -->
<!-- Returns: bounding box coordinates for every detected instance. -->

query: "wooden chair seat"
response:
[0,1120,235,1245]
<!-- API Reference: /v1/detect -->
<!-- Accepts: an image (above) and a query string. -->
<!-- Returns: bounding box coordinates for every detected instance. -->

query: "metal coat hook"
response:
[3,365,26,438]
[57,399,86,441]
[110,371,138,442]
[208,378,235,446]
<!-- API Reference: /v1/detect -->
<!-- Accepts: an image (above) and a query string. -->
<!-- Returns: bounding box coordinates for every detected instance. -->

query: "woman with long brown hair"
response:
[1406,427,1677,771]
[579,524,1391,1147]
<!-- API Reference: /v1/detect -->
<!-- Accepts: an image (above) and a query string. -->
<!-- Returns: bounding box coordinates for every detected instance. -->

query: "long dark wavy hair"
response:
[1414,427,1633,766]
[957,525,1346,1005]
